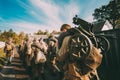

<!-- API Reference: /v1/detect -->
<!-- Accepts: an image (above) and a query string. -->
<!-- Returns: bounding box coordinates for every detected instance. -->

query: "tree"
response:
[35,29,44,35]
[12,32,20,45]
[19,31,26,40]
[0,29,20,45]
[34,29,50,35]
[44,29,49,35]
[9,29,13,33]
[93,0,120,29]
[115,19,120,29]
[0,30,1,36]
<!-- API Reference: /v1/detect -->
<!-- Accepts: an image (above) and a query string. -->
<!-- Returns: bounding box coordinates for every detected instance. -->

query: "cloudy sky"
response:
[0,0,109,34]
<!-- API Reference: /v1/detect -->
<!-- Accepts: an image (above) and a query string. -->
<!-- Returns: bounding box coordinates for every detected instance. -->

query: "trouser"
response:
[6,55,12,62]
[6,50,13,63]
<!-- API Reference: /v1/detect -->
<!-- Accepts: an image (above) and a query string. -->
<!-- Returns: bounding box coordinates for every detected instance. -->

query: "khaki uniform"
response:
[57,36,102,80]
[4,42,15,64]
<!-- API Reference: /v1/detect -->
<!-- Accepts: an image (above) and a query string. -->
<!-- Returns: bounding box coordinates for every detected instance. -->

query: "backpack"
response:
[35,51,46,64]
[6,43,12,50]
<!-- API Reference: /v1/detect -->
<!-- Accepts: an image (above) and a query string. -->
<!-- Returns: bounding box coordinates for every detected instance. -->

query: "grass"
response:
[0,48,6,68]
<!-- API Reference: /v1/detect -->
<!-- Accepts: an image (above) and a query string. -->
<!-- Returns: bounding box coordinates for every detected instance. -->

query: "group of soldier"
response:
[4,24,103,80]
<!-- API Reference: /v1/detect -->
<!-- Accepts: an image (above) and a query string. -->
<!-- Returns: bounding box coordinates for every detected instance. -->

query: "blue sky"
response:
[0,0,109,34]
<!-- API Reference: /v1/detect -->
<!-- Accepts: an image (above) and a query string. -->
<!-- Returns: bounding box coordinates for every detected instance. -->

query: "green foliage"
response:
[93,0,120,28]
[0,48,5,58]
[35,29,44,35]
[0,29,21,45]
[19,31,26,40]
[35,29,50,35]
[115,19,120,29]
[0,48,6,68]
[0,28,51,45]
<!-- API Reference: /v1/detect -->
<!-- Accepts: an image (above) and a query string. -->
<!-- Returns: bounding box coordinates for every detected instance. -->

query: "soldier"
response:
[47,34,58,61]
[24,37,32,67]
[58,24,71,49]
[57,24,103,80]
[39,37,48,54]
[18,39,26,60]
[56,24,72,80]
[31,37,46,80]
[4,37,15,65]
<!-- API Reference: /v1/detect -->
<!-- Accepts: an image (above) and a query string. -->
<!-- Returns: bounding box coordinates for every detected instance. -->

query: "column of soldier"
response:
[16,24,102,80]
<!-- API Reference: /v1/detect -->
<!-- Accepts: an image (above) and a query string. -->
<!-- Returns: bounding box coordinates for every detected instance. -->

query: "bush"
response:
[0,48,6,68]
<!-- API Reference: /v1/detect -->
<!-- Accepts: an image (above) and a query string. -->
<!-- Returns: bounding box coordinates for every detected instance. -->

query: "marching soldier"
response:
[31,37,46,80]
[58,24,71,49]
[57,24,103,80]
[4,37,15,65]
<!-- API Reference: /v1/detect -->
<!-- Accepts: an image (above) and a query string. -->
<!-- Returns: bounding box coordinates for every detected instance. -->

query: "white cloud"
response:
[11,21,49,33]
[1,0,110,34]
[17,0,63,31]
[62,1,80,25]
[16,0,81,32]
[0,20,51,34]
[29,0,80,31]
[82,0,109,23]
[0,0,81,34]
[84,14,94,23]
[29,0,62,24]
[17,0,31,10]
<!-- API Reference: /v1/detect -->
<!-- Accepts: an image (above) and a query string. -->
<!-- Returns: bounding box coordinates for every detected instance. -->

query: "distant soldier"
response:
[24,37,32,67]
[31,37,46,80]
[18,39,26,60]
[47,34,58,61]
[47,34,60,76]
[4,37,15,64]
[39,37,48,54]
